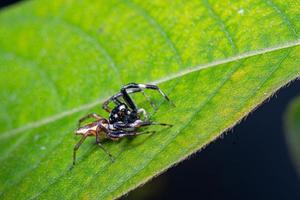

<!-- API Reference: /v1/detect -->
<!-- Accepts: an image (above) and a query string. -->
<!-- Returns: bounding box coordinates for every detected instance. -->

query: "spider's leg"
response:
[77,113,103,128]
[122,83,175,108]
[73,132,90,165]
[120,86,139,111]
[102,93,123,113]
[140,83,175,107]
[103,84,158,113]
[102,91,136,113]
[138,121,173,127]
[96,127,114,162]
[103,83,174,113]
[123,130,156,136]
[102,99,112,113]
[118,120,172,128]
[107,129,156,139]
[112,120,172,130]
[140,90,157,110]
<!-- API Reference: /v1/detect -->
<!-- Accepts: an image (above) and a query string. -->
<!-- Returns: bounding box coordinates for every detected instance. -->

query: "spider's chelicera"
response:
[73,83,174,165]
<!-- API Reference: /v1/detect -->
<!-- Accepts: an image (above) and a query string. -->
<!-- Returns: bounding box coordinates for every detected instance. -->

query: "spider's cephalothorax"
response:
[108,103,137,124]
[73,83,174,165]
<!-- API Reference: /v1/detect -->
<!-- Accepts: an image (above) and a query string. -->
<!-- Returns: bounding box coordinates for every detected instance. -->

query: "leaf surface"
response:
[0,0,300,199]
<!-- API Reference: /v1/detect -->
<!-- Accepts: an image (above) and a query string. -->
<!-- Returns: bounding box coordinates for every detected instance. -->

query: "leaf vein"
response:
[264,0,298,36]
[202,0,238,54]
[99,48,293,200]
[1,40,299,139]
[97,59,245,199]
[125,0,184,66]
[55,17,123,83]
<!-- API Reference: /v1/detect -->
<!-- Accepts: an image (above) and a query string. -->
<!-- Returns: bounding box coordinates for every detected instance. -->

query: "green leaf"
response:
[0,0,299,199]
[284,96,300,175]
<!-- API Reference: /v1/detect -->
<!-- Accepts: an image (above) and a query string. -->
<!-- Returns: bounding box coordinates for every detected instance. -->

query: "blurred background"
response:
[1,1,300,200]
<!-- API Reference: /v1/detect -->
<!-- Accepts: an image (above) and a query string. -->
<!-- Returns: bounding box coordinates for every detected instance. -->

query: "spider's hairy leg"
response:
[77,113,103,128]
[136,121,173,128]
[120,86,138,111]
[140,90,157,110]
[122,83,176,108]
[124,130,156,136]
[73,131,90,165]
[141,83,176,107]
[112,120,173,130]
[102,101,111,113]
[96,127,114,162]
[102,93,124,113]
[108,130,156,139]
[149,121,173,127]
[102,83,175,114]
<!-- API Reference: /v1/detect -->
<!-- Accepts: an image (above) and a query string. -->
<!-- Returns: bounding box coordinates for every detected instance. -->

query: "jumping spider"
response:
[73,83,174,165]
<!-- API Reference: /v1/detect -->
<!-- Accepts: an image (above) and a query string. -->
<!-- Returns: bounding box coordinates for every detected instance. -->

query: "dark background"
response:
[1,1,300,200]
[0,0,20,8]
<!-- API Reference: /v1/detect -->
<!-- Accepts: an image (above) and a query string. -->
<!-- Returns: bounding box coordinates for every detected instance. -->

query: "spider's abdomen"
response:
[75,120,107,136]
[75,124,97,135]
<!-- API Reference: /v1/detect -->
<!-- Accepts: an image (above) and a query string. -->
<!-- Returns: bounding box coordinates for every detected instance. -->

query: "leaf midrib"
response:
[93,47,293,200]
[39,41,295,200]
[1,39,300,140]
[1,0,299,137]
[0,0,299,199]
[23,47,295,200]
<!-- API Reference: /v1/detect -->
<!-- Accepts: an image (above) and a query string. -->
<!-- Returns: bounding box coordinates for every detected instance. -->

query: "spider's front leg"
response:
[102,94,123,113]
[121,83,175,109]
